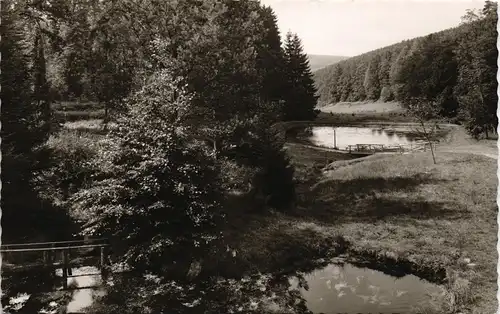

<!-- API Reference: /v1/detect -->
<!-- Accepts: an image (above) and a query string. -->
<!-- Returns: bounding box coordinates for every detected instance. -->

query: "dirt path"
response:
[437,126,498,159]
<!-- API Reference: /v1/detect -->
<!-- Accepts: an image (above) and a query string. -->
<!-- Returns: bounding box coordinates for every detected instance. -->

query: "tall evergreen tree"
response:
[1,2,56,241]
[389,43,409,99]
[32,26,52,133]
[256,5,286,104]
[363,54,381,100]
[282,32,318,121]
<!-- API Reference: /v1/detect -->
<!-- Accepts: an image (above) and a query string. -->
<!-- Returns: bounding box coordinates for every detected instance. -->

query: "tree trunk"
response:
[429,141,436,164]
[103,102,109,131]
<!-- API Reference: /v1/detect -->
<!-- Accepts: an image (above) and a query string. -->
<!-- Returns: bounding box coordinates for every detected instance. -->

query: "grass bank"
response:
[307,151,497,313]
[318,101,404,114]
[219,141,497,313]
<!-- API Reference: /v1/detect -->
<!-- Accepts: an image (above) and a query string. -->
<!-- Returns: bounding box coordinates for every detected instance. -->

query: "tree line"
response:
[2,0,318,312]
[314,1,497,138]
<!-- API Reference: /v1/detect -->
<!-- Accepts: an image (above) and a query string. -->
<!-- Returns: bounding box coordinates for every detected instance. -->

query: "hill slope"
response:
[307,54,348,72]
[311,2,497,140]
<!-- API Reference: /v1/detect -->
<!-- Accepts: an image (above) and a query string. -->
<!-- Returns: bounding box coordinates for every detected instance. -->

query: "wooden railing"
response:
[346,142,438,154]
[1,238,111,289]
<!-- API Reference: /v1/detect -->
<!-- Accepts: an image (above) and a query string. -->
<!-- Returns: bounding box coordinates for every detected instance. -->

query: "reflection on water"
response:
[290,263,445,314]
[2,262,445,314]
[57,266,106,313]
[305,127,424,149]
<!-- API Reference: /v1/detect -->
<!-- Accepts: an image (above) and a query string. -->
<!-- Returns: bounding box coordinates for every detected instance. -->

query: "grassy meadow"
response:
[318,101,405,114]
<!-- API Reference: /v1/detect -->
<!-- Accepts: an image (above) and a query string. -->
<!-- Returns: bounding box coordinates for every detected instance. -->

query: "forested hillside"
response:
[314,1,497,138]
[307,54,348,71]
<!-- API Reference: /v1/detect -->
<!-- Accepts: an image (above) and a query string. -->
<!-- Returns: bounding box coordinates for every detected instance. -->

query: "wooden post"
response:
[62,250,68,289]
[100,246,109,280]
[66,250,72,276]
[51,243,56,263]
[333,128,337,149]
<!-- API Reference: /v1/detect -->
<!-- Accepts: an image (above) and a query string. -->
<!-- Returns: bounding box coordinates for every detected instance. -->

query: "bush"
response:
[36,130,105,208]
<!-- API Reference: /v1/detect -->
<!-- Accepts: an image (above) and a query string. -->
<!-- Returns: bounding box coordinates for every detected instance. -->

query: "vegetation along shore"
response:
[1,0,497,313]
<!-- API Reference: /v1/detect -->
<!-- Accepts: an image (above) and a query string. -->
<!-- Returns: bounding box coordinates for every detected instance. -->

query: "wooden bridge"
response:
[1,238,111,290]
[345,142,437,154]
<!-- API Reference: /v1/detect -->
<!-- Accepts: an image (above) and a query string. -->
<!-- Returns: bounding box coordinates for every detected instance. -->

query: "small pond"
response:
[296,126,427,150]
[289,262,445,314]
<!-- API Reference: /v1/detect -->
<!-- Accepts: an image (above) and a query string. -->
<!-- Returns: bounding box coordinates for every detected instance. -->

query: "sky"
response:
[260,0,487,56]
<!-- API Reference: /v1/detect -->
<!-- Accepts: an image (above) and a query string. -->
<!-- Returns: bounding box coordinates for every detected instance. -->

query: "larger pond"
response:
[3,261,445,314]
[295,126,427,150]
[289,262,445,314]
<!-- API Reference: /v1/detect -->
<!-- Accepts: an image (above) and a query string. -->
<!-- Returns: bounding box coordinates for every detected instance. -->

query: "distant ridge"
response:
[307,54,349,72]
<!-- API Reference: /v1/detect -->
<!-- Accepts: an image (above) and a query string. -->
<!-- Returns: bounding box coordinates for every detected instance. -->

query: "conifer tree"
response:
[363,55,381,100]
[256,5,286,104]
[33,27,52,133]
[282,32,318,121]
[1,2,54,240]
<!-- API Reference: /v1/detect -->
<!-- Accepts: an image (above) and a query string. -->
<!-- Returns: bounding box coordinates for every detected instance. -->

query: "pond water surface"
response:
[57,266,105,313]
[302,126,426,150]
[290,262,445,314]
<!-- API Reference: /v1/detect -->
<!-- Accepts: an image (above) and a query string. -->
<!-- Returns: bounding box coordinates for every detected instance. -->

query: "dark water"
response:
[304,127,425,150]
[289,263,445,314]
[3,266,105,314]
[3,263,444,314]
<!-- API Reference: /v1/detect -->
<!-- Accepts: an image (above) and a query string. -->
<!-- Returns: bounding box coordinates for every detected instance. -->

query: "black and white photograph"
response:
[0,0,498,313]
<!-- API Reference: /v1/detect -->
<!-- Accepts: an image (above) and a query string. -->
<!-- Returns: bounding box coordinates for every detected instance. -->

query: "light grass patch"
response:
[64,119,104,130]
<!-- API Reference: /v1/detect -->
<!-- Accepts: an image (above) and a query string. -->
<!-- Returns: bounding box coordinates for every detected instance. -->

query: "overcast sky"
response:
[260,0,486,56]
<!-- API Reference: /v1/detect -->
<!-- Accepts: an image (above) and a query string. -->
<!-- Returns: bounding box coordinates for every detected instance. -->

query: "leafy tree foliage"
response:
[406,99,442,164]
[454,1,498,138]
[71,70,225,275]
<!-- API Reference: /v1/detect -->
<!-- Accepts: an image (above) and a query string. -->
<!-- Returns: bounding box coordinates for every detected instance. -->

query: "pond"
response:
[289,262,445,314]
[296,126,426,150]
[4,263,445,314]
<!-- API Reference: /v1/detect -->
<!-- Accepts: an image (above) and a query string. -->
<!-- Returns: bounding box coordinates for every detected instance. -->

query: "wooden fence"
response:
[1,238,111,289]
[346,142,439,154]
